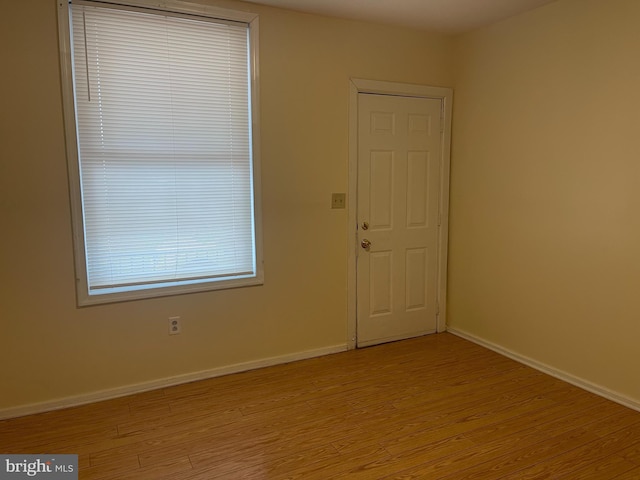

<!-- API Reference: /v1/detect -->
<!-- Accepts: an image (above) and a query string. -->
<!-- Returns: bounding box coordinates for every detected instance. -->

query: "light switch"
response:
[331,193,346,209]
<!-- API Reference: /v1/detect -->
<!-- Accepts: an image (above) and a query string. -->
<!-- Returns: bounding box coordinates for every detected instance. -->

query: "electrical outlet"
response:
[168,316,182,335]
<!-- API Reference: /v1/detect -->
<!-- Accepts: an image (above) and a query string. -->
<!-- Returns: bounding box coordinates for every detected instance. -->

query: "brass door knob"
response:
[361,239,371,249]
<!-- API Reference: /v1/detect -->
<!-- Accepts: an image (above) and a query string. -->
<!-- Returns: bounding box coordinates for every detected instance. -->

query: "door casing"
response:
[347,78,453,350]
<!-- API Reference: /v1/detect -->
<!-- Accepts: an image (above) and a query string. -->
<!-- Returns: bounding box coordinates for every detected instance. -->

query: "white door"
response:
[357,93,442,347]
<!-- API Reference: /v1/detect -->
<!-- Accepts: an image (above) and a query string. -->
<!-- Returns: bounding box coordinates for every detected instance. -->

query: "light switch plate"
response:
[331,193,346,209]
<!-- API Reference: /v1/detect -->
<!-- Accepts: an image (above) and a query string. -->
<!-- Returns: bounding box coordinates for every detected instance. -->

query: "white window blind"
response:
[66,1,260,300]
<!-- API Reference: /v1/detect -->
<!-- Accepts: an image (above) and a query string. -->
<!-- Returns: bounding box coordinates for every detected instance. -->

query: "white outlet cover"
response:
[168,316,182,335]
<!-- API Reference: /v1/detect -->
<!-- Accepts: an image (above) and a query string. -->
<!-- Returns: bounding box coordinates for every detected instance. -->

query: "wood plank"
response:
[1,333,639,479]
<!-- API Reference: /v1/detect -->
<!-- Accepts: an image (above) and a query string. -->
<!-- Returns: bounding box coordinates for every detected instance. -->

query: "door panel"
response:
[406,247,427,310]
[370,151,394,229]
[357,93,442,347]
[407,152,429,227]
[370,251,392,316]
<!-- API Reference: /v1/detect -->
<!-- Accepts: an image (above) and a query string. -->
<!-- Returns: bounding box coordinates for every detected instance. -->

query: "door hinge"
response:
[437,210,442,227]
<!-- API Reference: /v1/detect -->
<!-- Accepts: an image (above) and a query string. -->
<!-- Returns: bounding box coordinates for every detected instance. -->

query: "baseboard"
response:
[448,327,640,413]
[0,344,348,420]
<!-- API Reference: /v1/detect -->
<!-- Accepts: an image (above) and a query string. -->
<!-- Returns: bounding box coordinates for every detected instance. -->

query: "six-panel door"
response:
[357,93,442,347]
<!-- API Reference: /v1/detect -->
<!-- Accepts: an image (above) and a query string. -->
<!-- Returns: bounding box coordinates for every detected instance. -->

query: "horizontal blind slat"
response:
[71,2,255,290]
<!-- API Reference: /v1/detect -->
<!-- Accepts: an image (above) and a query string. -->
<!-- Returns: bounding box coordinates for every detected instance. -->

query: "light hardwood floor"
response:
[2,333,640,479]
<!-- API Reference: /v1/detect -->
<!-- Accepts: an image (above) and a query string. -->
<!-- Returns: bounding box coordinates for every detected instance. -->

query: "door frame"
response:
[347,78,453,350]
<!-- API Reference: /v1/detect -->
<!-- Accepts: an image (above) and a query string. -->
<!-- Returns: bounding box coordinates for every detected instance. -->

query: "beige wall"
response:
[449,0,640,401]
[0,0,452,411]
[8,0,639,415]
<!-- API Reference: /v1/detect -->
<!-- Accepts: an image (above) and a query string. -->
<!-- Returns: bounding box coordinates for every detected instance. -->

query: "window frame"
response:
[57,0,263,306]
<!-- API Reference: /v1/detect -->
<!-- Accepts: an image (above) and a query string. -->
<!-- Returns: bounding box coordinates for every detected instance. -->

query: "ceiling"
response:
[241,0,557,33]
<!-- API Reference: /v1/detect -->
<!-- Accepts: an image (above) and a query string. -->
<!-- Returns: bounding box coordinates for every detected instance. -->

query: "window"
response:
[58,0,262,305]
